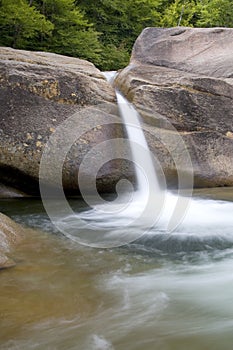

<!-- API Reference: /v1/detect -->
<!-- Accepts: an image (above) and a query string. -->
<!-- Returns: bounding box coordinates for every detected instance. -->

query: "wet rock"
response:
[115,27,233,187]
[0,184,28,198]
[0,213,24,269]
[0,254,16,269]
[0,47,128,195]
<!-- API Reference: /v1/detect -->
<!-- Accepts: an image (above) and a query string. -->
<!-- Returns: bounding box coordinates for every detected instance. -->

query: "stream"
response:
[1,188,233,350]
[1,73,233,350]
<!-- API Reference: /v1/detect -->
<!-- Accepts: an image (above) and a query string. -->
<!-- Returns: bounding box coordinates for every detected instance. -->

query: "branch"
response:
[178,5,185,26]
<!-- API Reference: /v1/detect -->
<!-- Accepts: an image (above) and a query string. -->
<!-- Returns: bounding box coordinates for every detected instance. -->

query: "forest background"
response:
[0,0,232,71]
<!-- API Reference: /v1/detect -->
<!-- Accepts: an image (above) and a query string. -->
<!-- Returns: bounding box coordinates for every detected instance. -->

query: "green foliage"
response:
[161,0,199,27]
[77,0,162,69]
[161,0,233,28]
[98,43,130,71]
[0,0,53,48]
[78,0,161,49]
[0,0,232,70]
[32,0,102,65]
[196,0,233,27]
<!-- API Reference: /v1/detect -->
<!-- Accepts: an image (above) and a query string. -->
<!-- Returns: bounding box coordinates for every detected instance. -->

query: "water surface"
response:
[1,189,233,350]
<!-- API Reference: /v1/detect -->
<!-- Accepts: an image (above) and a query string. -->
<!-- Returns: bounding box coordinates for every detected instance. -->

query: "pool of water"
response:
[1,189,233,350]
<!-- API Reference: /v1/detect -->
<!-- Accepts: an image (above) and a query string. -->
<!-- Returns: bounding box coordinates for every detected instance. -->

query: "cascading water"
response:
[116,92,161,197]
[58,71,166,247]
[115,85,233,249]
[3,80,233,350]
[103,71,159,198]
[101,72,233,249]
[52,71,233,250]
[104,71,163,211]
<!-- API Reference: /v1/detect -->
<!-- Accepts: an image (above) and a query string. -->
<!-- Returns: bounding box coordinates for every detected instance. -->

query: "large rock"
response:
[0,213,24,269]
[0,47,129,195]
[115,27,233,187]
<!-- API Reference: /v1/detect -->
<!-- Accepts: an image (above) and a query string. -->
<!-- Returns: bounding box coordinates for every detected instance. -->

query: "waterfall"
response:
[111,82,233,250]
[45,71,233,249]
[116,91,161,198]
[104,71,161,199]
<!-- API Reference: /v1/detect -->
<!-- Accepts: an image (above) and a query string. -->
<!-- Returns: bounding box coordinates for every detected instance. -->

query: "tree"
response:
[33,0,102,65]
[161,0,199,27]
[77,0,162,69]
[196,0,233,27]
[0,0,53,49]
[0,0,232,71]
[161,0,233,28]
[78,0,163,46]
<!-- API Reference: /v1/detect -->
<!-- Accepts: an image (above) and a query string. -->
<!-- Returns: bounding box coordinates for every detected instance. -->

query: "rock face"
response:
[115,27,233,187]
[0,47,129,195]
[0,213,24,269]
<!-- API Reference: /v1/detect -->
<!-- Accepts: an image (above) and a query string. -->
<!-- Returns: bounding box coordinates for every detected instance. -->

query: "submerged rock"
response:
[0,213,24,269]
[0,254,16,269]
[115,27,233,187]
[0,184,28,198]
[0,47,130,195]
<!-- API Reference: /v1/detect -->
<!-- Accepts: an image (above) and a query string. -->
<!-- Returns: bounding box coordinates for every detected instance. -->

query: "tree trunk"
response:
[13,24,21,48]
[178,5,185,26]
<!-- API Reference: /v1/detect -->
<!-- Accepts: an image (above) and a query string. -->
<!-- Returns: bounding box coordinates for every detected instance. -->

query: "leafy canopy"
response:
[0,0,53,48]
[0,0,232,70]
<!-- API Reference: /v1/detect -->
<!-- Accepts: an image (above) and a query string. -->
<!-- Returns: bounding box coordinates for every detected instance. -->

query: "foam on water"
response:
[55,72,233,249]
[89,335,114,350]
[79,190,233,234]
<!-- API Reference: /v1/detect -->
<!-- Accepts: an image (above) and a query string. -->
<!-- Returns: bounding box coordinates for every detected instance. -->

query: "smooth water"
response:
[1,189,233,350]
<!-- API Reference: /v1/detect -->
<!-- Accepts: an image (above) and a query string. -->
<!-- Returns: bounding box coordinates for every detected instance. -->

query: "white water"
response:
[53,72,233,249]
[52,72,165,247]
[116,91,161,197]
[2,76,233,350]
[113,87,233,246]
[103,71,161,197]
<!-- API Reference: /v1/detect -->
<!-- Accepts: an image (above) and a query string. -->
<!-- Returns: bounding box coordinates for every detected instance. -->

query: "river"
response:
[1,188,233,350]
